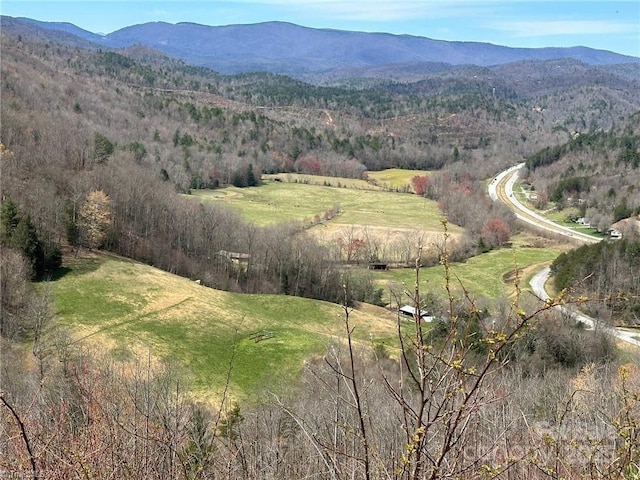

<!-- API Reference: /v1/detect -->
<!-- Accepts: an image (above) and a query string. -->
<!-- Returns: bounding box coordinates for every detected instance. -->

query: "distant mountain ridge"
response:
[3,16,639,78]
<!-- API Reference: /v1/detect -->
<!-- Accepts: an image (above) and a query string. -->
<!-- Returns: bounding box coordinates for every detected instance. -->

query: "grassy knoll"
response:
[52,253,399,403]
[371,243,562,305]
[192,180,455,233]
[543,207,579,223]
[367,168,431,189]
[260,168,432,191]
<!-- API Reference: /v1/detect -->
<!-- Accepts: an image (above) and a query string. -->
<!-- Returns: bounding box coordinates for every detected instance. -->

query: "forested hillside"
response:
[3,28,639,286]
[2,21,640,480]
[525,119,640,230]
[551,240,640,325]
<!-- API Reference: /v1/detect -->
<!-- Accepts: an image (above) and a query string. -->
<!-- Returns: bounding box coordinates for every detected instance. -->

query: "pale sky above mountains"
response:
[2,0,639,57]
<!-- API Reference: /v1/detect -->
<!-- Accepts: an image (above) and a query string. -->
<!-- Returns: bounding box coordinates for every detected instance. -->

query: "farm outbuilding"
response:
[218,250,251,268]
[398,305,434,322]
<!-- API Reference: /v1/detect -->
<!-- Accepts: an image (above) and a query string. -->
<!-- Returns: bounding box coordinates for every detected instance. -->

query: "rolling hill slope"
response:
[52,252,399,402]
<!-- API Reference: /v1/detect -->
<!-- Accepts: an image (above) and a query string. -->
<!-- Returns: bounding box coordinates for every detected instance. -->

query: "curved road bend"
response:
[491,165,640,348]
[490,163,600,244]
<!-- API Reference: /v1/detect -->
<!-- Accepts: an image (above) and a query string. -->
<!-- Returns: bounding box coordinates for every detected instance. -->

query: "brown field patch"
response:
[310,223,462,264]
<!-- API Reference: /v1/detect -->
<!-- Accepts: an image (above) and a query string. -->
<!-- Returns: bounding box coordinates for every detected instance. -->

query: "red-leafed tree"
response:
[294,155,322,175]
[411,175,429,196]
[337,237,366,264]
[481,217,511,248]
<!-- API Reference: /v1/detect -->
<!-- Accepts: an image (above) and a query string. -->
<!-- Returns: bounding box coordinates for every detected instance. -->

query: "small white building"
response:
[398,305,434,322]
[608,228,622,239]
[611,215,640,239]
[218,250,251,268]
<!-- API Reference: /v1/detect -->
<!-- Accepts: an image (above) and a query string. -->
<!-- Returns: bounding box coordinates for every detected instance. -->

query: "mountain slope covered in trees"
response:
[2,21,640,294]
[3,15,639,79]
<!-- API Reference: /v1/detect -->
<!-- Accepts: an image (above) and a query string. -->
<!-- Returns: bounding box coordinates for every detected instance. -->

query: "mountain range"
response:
[2,16,639,79]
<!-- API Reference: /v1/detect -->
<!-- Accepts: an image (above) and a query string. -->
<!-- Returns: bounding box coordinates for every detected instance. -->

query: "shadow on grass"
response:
[44,266,72,281]
[41,256,107,282]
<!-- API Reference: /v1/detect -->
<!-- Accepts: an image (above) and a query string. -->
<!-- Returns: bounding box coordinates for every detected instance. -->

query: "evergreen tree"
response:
[93,132,115,163]
[246,163,257,187]
[10,215,43,278]
[1,197,19,240]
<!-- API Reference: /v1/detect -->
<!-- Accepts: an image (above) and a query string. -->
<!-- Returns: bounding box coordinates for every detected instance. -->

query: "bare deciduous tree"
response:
[78,190,112,250]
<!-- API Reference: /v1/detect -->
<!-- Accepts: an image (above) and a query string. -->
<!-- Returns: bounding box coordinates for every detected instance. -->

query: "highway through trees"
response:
[490,165,640,348]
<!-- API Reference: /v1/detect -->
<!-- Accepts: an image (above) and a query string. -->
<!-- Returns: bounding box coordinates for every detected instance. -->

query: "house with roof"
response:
[610,215,640,239]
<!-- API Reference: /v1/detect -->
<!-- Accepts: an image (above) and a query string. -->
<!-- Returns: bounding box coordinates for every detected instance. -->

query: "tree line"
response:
[551,237,640,326]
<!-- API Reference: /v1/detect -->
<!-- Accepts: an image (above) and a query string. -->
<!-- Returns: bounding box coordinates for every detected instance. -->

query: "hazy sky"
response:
[2,1,639,57]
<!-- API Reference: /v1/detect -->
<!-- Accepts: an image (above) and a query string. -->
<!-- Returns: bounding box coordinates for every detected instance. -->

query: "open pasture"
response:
[366,168,431,189]
[262,172,380,190]
[192,179,457,234]
[372,243,562,305]
[52,253,399,403]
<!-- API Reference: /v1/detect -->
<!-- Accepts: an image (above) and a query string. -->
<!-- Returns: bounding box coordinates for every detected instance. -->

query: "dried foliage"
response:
[78,190,112,250]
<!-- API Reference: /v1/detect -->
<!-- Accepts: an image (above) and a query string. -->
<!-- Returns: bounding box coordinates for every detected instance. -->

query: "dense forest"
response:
[551,239,640,325]
[1,21,640,479]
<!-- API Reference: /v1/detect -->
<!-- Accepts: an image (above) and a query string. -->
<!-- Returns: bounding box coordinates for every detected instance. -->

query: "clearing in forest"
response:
[366,168,431,189]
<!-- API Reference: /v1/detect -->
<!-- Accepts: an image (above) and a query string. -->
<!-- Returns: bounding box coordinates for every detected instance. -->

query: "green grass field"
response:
[192,180,455,232]
[50,243,558,401]
[52,245,557,405]
[262,173,379,190]
[261,168,432,191]
[371,244,561,305]
[50,172,568,405]
[52,253,399,403]
[367,168,431,188]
